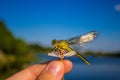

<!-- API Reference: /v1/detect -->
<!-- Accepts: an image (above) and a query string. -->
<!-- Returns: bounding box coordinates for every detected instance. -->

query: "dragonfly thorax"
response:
[52,40,72,51]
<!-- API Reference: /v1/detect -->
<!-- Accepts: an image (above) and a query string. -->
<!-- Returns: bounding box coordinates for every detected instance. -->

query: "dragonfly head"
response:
[52,39,57,45]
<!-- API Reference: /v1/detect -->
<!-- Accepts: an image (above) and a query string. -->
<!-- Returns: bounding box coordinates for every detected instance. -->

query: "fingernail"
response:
[47,61,63,77]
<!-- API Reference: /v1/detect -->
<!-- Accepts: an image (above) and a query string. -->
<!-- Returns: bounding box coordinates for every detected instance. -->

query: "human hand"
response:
[7,60,72,80]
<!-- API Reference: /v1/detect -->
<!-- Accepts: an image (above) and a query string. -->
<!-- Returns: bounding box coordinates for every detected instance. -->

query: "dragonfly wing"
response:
[48,50,77,57]
[70,43,83,52]
[64,51,77,57]
[48,51,60,57]
[67,31,98,49]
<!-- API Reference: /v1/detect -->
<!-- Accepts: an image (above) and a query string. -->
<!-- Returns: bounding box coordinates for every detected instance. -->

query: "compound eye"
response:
[52,39,57,45]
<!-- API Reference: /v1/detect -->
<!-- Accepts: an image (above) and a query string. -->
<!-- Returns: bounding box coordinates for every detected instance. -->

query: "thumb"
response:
[37,61,64,80]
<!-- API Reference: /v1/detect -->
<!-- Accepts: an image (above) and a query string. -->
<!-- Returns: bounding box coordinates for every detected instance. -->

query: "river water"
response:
[36,54,120,80]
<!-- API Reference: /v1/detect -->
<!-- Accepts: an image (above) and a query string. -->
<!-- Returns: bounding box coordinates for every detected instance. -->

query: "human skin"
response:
[7,60,72,80]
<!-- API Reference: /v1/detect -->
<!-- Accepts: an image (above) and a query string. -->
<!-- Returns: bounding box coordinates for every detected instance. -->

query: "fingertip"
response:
[47,60,64,76]
[38,60,64,80]
[63,60,73,73]
[49,60,73,74]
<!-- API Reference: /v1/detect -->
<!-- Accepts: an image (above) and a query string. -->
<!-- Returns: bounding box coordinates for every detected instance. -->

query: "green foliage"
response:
[84,50,120,57]
[0,21,15,53]
[0,21,38,80]
[12,39,30,54]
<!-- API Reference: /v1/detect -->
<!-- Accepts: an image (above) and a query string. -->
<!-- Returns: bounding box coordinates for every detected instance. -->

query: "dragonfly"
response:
[48,31,98,65]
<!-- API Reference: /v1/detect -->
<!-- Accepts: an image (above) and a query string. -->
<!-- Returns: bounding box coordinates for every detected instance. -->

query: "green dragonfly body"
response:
[48,31,98,65]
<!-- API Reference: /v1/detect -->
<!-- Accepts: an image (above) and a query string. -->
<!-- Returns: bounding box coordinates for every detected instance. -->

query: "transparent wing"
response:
[67,31,98,51]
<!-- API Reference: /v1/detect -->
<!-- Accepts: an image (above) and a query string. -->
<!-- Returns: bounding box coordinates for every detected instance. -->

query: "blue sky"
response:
[0,0,120,52]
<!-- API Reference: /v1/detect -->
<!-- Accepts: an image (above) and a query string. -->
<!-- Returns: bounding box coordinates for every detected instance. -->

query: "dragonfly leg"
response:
[59,49,64,62]
[59,49,65,80]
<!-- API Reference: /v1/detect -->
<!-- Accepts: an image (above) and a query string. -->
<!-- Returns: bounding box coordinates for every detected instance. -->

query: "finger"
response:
[37,60,64,80]
[37,60,73,80]
[63,60,73,73]
[7,63,47,80]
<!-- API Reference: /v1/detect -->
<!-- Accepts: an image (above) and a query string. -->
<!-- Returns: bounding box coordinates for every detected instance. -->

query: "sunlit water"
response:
[36,54,120,80]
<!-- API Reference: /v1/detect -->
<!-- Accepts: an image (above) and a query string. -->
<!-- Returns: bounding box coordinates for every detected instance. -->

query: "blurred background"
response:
[0,0,120,80]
